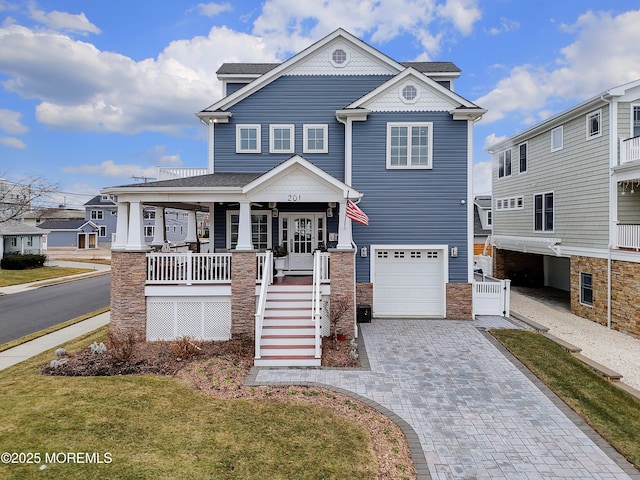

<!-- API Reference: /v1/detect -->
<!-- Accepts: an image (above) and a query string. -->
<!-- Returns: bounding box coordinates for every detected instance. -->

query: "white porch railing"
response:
[620,136,640,165]
[157,167,209,180]
[472,278,511,318]
[254,250,273,360]
[617,224,640,250]
[311,251,325,359]
[146,252,231,284]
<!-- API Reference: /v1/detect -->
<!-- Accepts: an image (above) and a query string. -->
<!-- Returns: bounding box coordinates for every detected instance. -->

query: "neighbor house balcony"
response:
[620,136,640,165]
[616,224,640,251]
[157,167,209,181]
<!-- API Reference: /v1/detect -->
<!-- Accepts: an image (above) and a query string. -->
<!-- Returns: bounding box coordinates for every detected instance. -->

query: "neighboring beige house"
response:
[0,220,47,260]
[488,78,640,338]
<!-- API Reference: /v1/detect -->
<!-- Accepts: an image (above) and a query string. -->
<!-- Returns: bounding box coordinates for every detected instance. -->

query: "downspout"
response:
[199,118,215,174]
[602,93,614,329]
[336,114,352,186]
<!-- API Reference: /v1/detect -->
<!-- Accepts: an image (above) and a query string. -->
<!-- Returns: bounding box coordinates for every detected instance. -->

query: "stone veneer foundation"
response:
[446,283,472,319]
[110,250,147,339]
[230,251,257,339]
[329,250,356,338]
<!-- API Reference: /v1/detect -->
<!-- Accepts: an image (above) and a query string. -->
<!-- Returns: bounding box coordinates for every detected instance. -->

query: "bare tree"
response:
[0,175,60,223]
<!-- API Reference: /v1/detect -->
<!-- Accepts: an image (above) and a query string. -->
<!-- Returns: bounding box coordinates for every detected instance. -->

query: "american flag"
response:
[346,199,369,225]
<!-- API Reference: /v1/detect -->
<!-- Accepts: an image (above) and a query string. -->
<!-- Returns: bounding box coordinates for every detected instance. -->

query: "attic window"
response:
[401,84,419,104]
[330,48,349,67]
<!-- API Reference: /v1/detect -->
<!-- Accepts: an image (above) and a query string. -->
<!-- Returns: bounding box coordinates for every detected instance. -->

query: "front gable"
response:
[243,155,360,203]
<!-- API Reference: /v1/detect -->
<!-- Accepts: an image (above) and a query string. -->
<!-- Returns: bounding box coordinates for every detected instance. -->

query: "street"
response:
[0,274,110,344]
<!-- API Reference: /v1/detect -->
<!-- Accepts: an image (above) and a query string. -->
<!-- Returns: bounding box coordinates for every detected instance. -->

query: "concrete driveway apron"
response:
[250,317,639,479]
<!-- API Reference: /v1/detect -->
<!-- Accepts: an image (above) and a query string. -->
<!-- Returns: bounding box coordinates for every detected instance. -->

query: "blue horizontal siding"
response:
[214,75,392,179]
[351,112,469,283]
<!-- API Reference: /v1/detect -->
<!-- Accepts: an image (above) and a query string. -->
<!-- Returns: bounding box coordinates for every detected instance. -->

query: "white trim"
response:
[497,148,512,178]
[269,124,295,153]
[386,122,433,169]
[400,83,419,104]
[491,235,561,255]
[236,124,261,153]
[226,209,272,250]
[303,124,328,153]
[329,45,350,68]
[467,119,474,282]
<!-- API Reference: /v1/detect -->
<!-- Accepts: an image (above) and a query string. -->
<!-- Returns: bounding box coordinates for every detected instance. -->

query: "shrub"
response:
[106,329,137,365]
[171,337,202,361]
[1,253,47,270]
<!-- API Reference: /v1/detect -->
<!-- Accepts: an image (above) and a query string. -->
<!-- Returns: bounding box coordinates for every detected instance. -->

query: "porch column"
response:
[113,202,129,250]
[206,203,215,253]
[126,201,148,251]
[235,200,254,251]
[152,207,164,247]
[185,211,198,243]
[336,200,353,250]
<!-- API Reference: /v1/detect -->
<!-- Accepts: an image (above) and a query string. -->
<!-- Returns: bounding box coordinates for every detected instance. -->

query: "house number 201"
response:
[287,194,301,202]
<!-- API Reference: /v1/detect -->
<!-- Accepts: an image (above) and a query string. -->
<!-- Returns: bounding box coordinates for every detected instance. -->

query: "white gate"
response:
[473,279,511,318]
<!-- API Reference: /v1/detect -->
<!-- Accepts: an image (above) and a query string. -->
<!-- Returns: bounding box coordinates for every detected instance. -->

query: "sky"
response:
[2,1,640,209]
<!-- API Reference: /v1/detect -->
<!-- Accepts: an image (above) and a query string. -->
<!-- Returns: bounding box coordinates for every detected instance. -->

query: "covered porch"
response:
[103,156,360,366]
[614,166,640,251]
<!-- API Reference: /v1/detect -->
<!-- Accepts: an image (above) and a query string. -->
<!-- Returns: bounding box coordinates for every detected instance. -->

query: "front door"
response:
[282,213,325,271]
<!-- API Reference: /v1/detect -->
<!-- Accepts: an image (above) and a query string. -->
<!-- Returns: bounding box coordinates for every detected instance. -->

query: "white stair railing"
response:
[147,252,231,284]
[312,251,323,359]
[254,250,273,360]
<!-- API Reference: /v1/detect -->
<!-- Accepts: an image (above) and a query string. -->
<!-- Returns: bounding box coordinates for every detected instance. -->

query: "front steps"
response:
[254,284,321,367]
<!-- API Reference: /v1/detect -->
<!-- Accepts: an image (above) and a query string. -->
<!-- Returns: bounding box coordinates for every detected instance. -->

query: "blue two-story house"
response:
[103,29,485,366]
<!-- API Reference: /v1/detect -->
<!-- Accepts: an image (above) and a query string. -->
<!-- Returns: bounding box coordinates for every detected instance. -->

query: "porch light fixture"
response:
[450,246,458,257]
[272,208,278,217]
[327,207,333,217]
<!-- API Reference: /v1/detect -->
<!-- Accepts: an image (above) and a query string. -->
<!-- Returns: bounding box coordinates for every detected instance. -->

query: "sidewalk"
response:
[0,311,110,371]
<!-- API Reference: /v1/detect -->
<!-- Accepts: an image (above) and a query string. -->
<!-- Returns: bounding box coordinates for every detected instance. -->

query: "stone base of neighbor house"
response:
[446,283,472,319]
[572,255,640,339]
[493,249,544,287]
[110,250,147,339]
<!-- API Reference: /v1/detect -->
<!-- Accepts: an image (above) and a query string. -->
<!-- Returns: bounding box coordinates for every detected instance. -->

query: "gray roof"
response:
[0,220,47,236]
[474,195,492,208]
[474,205,491,236]
[84,195,116,206]
[108,172,263,190]
[216,61,460,76]
[37,219,93,231]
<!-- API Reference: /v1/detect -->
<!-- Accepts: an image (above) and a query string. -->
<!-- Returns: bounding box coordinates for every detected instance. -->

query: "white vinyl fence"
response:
[472,278,511,318]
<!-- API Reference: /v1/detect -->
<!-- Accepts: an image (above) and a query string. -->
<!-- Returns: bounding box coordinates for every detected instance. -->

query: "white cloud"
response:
[0,108,28,134]
[63,160,158,179]
[483,133,506,150]
[146,145,183,166]
[196,2,232,17]
[28,5,100,35]
[487,17,519,36]
[0,24,278,134]
[475,9,640,125]
[473,160,492,195]
[0,136,25,149]
[436,0,481,36]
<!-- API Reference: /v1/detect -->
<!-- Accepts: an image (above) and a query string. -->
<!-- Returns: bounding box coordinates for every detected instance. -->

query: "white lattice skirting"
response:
[146,297,232,341]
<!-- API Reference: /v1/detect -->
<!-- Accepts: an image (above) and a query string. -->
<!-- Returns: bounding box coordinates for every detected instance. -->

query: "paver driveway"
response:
[249,317,639,479]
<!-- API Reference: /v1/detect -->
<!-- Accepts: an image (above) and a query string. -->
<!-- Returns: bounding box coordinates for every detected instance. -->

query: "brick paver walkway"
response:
[248,318,639,479]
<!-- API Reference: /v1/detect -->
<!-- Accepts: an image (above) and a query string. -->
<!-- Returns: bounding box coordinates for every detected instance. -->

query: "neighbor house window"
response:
[587,110,602,139]
[227,211,271,250]
[534,192,554,232]
[580,272,594,306]
[236,124,261,153]
[632,105,640,137]
[386,122,432,169]
[144,226,154,237]
[551,126,563,151]
[143,209,156,220]
[90,210,103,220]
[487,211,492,226]
[303,124,328,153]
[498,148,512,178]
[269,125,294,153]
[98,226,107,237]
[519,143,527,173]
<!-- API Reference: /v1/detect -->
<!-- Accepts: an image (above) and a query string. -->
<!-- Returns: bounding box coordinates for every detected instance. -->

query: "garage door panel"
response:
[373,248,444,317]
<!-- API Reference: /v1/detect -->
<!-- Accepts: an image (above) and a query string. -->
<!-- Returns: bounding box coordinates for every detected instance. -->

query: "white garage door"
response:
[373,248,444,317]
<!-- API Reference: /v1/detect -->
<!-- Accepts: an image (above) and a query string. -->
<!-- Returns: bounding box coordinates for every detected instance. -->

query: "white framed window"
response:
[551,126,563,152]
[236,124,261,153]
[227,210,272,250]
[90,210,103,220]
[580,272,594,306]
[495,196,524,211]
[518,142,527,173]
[586,109,602,139]
[401,84,419,104]
[143,209,156,220]
[534,192,554,232]
[330,48,349,67]
[632,105,640,138]
[303,124,328,153]
[269,124,294,153]
[498,148,512,178]
[144,226,155,237]
[98,226,107,237]
[386,122,432,169]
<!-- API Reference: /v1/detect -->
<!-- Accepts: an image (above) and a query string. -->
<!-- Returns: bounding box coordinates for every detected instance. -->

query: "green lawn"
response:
[491,329,640,470]
[0,330,378,480]
[0,266,93,287]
